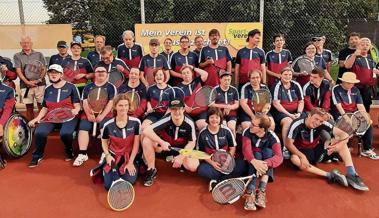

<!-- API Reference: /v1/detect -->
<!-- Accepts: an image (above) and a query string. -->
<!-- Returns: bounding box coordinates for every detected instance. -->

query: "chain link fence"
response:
[1,0,378,58]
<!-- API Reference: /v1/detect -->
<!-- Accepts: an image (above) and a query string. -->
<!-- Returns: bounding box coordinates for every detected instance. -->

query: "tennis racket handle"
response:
[92,122,97,137]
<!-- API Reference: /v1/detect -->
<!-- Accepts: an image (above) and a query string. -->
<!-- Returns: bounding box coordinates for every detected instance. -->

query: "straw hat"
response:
[339,72,360,84]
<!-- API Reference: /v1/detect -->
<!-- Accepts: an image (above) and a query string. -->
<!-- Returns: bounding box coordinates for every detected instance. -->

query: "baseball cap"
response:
[70,41,82,48]
[47,64,63,73]
[169,99,184,108]
[57,41,68,48]
[219,69,232,78]
[149,38,160,46]
[94,61,109,73]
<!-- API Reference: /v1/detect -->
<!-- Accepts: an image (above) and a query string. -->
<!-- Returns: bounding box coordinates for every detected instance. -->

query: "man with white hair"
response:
[13,35,46,121]
[117,30,144,68]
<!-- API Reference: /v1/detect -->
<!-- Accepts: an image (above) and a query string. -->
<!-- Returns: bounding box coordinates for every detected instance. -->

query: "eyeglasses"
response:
[312,39,322,42]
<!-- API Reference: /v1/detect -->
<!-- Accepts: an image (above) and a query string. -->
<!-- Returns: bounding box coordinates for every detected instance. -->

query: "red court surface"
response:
[1,133,379,218]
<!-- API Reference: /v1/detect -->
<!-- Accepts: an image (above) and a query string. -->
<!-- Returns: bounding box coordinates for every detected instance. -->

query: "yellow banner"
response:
[135,23,263,57]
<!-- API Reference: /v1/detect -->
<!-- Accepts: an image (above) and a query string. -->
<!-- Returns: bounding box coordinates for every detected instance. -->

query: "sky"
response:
[0,0,49,24]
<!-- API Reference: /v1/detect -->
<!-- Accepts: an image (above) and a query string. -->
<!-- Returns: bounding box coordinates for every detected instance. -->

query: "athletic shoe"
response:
[208,180,218,192]
[244,193,257,211]
[143,168,157,187]
[28,157,43,168]
[73,154,89,167]
[346,174,369,191]
[328,169,348,187]
[255,190,266,208]
[360,149,379,160]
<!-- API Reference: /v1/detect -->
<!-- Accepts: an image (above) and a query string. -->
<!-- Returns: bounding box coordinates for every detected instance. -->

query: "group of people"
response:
[0,28,378,211]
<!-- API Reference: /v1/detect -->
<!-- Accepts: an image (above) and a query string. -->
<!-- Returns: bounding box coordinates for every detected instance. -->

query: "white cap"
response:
[47,64,63,73]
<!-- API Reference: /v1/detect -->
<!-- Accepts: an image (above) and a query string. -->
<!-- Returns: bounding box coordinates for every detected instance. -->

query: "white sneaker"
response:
[73,154,89,166]
[360,149,379,160]
[283,147,290,160]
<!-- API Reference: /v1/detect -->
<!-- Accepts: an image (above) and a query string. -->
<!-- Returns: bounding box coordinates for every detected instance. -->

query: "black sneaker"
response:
[346,174,369,191]
[64,152,74,161]
[144,168,157,187]
[29,157,43,168]
[328,169,348,187]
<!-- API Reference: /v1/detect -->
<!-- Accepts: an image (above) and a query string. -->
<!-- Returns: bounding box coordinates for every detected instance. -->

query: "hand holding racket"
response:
[63,61,80,82]
[39,108,76,123]
[294,56,315,76]
[107,164,135,211]
[212,174,256,204]
[251,89,272,115]
[87,87,109,137]
[210,150,235,175]
[24,60,44,97]
[144,87,175,116]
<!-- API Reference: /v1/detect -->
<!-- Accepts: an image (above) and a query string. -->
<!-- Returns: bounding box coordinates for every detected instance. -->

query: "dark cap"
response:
[149,38,160,46]
[57,40,68,48]
[94,61,109,73]
[169,99,184,108]
[70,41,82,48]
[219,69,232,78]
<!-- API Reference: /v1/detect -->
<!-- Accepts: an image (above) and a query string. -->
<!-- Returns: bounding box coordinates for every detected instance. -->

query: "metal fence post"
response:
[140,0,145,24]
[17,0,25,24]
[259,0,264,23]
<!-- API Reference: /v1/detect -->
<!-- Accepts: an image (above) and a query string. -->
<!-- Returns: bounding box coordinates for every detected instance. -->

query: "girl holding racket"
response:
[73,64,117,167]
[177,64,208,130]
[209,70,239,135]
[196,107,246,191]
[100,94,141,190]
[28,64,81,168]
[292,42,334,87]
[240,70,275,130]
[242,114,283,210]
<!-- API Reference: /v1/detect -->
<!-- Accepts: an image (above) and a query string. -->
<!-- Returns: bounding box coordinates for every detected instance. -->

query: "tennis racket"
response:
[212,174,255,204]
[63,60,79,82]
[24,60,44,98]
[109,68,125,89]
[251,89,272,115]
[329,111,370,147]
[124,90,141,114]
[87,87,109,137]
[191,86,217,110]
[107,165,135,211]
[39,108,75,123]
[210,150,235,175]
[145,87,175,116]
[294,56,315,75]
[169,147,211,159]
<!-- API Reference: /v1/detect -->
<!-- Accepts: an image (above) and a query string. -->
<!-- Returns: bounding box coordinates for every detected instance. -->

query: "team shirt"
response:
[146,84,175,115]
[98,59,130,79]
[160,51,174,64]
[117,43,144,68]
[102,117,141,174]
[287,116,333,149]
[0,83,15,126]
[240,83,269,110]
[139,54,171,85]
[211,85,239,117]
[303,79,331,112]
[197,125,236,154]
[81,82,117,119]
[151,114,196,147]
[331,84,362,114]
[236,47,266,85]
[199,46,232,87]
[49,54,71,66]
[118,82,147,119]
[345,54,377,87]
[265,49,292,88]
[272,81,304,113]
[87,51,101,67]
[337,47,355,81]
[42,82,80,113]
[292,55,326,86]
[0,56,17,89]
[61,57,94,86]
[170,51,199,85]
[242,129,282,168]
[318,49,333,63]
